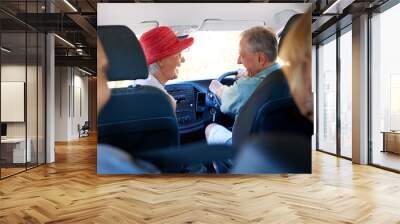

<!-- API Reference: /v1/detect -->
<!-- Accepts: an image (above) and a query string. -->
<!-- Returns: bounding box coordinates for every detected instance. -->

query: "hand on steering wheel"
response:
[211,70,239,105]
[208,70,240,107]
[207,70,240,122]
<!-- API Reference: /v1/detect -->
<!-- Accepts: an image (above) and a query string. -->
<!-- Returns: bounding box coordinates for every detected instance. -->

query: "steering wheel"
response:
[209,70,239,106]
[207,70,239,122]
[217,70,239,82]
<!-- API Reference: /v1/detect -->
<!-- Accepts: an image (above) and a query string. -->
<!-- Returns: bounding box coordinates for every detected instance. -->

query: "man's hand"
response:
[236,68,248,79]
[209,80,225,99]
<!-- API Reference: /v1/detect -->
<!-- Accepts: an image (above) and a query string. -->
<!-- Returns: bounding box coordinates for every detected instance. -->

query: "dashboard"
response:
[165,78,236,136]
[165,81,217,134]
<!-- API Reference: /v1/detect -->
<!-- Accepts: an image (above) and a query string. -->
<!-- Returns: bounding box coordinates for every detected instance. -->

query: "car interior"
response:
[97,5,313,173]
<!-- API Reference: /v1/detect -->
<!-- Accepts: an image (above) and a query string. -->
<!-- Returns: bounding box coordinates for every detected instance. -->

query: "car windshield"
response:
[108,30,243,88]
[168,30,244,84]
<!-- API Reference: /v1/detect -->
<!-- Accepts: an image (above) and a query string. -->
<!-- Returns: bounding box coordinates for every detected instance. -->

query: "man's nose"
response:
[237,56,242,64]
[181,56,185,63]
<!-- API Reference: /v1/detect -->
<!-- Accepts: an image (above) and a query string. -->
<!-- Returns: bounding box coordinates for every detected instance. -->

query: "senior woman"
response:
[278,10,313,121]
[135,26,194,111]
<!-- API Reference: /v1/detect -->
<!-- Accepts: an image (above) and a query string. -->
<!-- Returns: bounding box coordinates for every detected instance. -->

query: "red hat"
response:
[139,26,194,65]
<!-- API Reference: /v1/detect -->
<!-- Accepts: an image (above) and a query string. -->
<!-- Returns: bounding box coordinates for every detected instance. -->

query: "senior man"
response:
[205,26,281,144]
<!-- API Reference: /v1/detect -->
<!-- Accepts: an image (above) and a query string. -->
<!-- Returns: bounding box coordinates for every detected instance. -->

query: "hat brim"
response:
[148,37,194,64]
[175,37,194,52]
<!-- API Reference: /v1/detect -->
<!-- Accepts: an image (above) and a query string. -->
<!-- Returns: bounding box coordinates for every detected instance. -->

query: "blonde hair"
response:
[278,10,311,68]
[278,10,314,121]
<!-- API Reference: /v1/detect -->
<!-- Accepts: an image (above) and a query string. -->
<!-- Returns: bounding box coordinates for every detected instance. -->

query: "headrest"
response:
[278,13,302,53]
[97,25,148,81]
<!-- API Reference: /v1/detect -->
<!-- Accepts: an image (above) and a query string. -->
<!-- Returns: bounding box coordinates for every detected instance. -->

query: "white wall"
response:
[1,82,25,122]
[55,67,69,141]
[55,67,89,141]
[1,65,26,82]
[1,65,37,138]
[1,64,46,164]
[71,73,89,138]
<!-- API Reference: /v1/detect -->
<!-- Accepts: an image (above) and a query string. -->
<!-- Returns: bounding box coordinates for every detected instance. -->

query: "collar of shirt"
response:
[253,62,281,80]
[135,74,164,89]
[148,74,164,88]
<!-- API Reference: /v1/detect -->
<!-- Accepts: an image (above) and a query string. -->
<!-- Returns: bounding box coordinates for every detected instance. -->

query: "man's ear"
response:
[257,52,268,65]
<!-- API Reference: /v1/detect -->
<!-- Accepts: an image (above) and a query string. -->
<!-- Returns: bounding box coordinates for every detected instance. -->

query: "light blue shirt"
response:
[220,63,281,117]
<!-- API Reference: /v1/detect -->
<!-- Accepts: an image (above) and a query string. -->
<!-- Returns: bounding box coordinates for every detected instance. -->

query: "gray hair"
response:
[148,62,160,76]
[240,26,278,62]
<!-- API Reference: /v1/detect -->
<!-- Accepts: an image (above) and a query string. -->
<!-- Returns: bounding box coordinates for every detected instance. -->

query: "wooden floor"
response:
[1,164,44,178]
[1,167,26,178]
[1,136,400,223]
